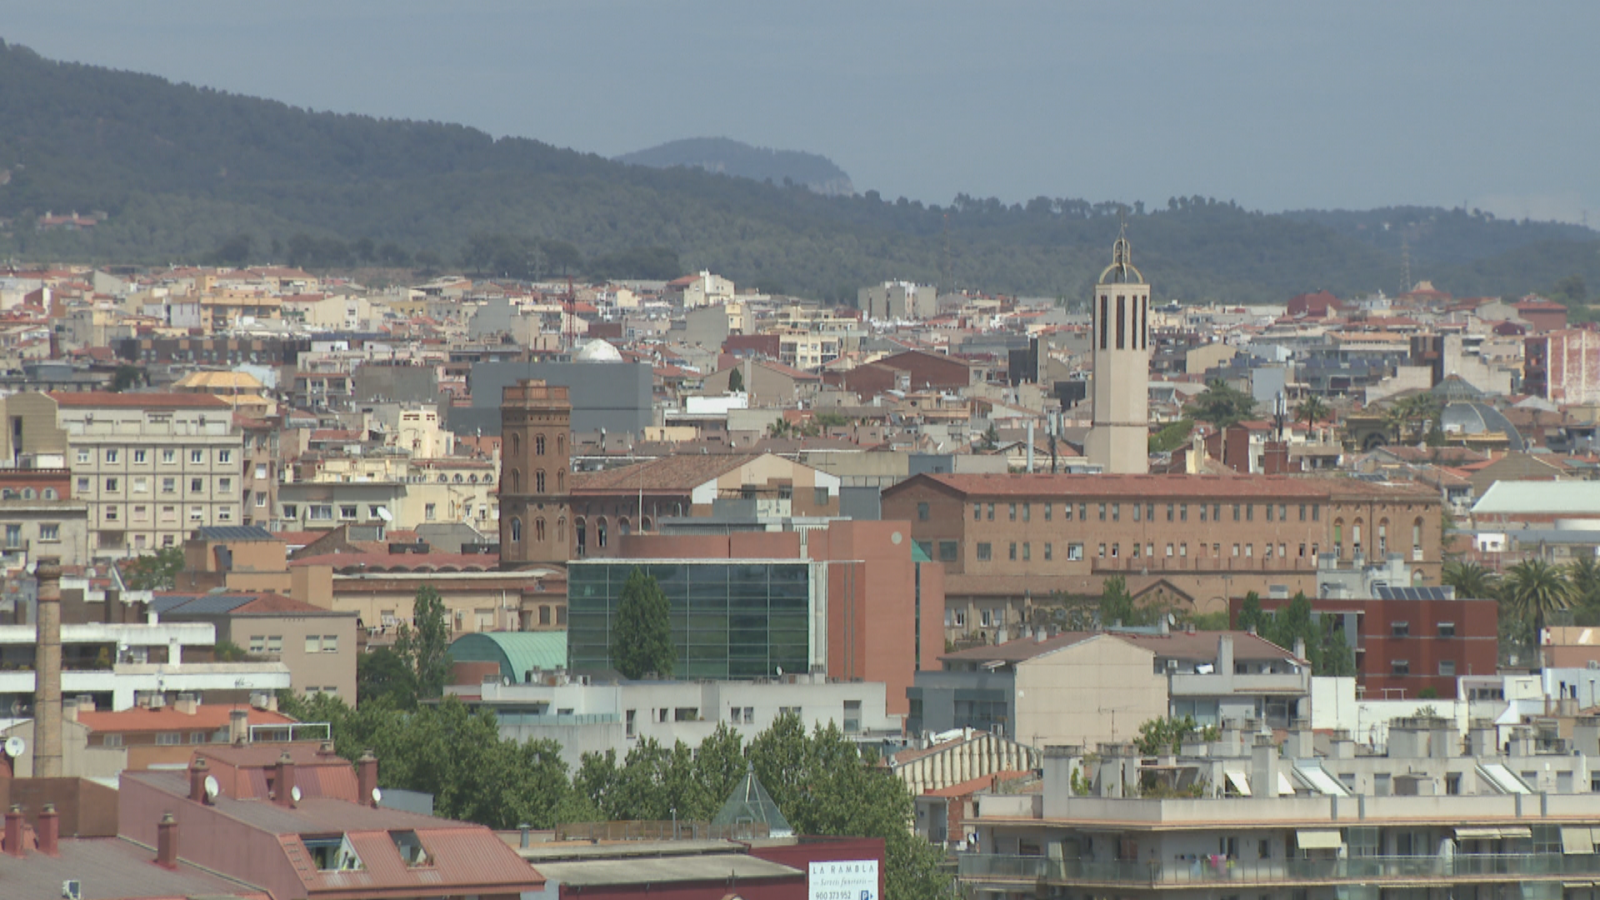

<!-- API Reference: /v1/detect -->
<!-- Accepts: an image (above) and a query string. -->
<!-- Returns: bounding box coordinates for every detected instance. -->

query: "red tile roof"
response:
[77,703,294,735]
[48,391,232,409]
[288,551,499,573]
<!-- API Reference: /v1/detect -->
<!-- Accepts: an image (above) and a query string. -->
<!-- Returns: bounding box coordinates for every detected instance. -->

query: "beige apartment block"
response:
[158,592,358,701]
[8,392,244,559]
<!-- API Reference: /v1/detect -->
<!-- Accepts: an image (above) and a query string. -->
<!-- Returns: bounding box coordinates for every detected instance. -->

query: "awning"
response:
[1296,829,1343,850]
[1563,826,1596,855]
[1224,771,1251,796]
[1455,826,1533,840]
[1277,772,1297,796]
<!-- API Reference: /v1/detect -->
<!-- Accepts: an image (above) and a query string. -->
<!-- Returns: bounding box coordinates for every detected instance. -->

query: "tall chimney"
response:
[33,558,63,779]
[37,803,59,857]
[275,750,296,807]
[156,812,178,869]
[4,805,23,857]
[357,750,378,807]
[189,757,210,804]
[229,709,249,745]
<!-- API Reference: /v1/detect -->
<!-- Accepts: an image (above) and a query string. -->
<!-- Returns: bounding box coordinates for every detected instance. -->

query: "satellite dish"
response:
[371,787,383,805]
[3,736,23,758]
[204,775,220,800]
[291,786,302,803]
[376,507,394,522]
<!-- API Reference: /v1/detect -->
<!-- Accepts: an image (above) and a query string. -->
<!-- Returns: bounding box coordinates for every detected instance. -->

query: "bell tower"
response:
[1085,226,1152,474]
[499,379,572,569]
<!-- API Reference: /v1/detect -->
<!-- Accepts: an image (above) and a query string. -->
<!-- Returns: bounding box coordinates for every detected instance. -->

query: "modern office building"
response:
[566,521,944,715]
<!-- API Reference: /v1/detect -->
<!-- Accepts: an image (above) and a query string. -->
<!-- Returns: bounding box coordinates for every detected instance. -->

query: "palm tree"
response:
[1295,396,1331,440]
[1442,559,1498,600]
[1568,556,1600,624]
[1502,559,1573,653]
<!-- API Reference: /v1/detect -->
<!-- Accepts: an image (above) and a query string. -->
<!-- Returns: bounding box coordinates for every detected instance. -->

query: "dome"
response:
[575,340,623,363]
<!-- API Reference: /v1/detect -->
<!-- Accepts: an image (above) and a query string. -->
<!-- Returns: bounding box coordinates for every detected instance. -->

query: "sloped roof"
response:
[1473,480,1600,516]
[76,704,294,735]
[711,770,792,838]
[941,630,1301,665]
[449,632,568,682]
[0,836,272,899]
[48,391,231,409]
[571,453,767,493]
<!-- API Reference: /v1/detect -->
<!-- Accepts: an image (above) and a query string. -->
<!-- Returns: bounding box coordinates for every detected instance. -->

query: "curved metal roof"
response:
[449,631,568,682]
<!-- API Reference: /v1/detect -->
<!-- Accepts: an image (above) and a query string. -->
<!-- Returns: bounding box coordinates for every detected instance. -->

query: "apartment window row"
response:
[248,635,284,655]
[304,635,341,653]
[79,447,235,466]
[977,541,1081,562]
[972,500,1322,523]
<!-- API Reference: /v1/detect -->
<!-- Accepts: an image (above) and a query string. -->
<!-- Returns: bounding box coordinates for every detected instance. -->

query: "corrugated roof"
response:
[449,632,567,682]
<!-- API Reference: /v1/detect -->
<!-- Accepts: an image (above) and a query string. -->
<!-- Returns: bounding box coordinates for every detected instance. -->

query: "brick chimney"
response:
[4,805,23,857]
[188,757,210,804]
[155,812,178,870]
[33,557,63,779]
[274,750,296,807]
[357,750,378,807]
[37,803,59,857]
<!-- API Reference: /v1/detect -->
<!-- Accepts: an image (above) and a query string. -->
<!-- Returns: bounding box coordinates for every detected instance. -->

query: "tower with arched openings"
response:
[499,379,572,569]
[1086,227,1152,474]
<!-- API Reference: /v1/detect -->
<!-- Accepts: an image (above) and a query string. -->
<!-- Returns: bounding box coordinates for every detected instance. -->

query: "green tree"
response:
[122,546,184,590]
[610,568,675,679]
[750,715,950,900]
[1295,395,1330,433]
[394,585,452,700]
[1502,559,1573,652]
[1186,380,1257,428]
[1148,418,1193,453]
[1235,591,1265,632]
[693,722,749,808]
[212,639,247,662]
[1570,556,1600,625]
[1442,560,1498,600]
[357,646,420,709]
[111,364,147,392]
[727,366,744,393]
[978,424,999,451]
[1133,715,1214,755]
[1099,575,1138,627]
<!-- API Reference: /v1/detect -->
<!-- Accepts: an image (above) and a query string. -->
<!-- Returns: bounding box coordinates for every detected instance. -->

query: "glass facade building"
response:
[568,560,815,679]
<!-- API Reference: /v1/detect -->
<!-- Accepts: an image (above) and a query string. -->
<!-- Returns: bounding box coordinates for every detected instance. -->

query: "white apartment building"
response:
[8,392,245,558]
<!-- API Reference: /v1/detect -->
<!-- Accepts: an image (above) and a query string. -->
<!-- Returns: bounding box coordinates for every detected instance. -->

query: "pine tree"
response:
[610,567,676,679]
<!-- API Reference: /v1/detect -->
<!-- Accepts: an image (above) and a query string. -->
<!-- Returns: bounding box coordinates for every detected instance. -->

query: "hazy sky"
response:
[6,2,1598,224]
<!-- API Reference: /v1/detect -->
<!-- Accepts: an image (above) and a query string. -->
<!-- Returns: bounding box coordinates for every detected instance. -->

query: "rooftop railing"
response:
[959,852,1589,887]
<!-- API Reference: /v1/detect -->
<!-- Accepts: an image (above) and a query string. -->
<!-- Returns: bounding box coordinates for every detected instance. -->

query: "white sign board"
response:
[808,860,878,900]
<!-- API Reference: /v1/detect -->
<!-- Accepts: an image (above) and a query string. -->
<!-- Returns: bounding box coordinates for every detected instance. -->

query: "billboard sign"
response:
[808,860,878,900]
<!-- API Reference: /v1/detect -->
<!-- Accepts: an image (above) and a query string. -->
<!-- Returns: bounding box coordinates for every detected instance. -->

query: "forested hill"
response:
[616,138,855,197]
[1,39,1597,306]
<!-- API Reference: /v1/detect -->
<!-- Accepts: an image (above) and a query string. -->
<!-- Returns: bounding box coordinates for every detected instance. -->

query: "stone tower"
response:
[499,380,573,569]
[1085,228,1152,474]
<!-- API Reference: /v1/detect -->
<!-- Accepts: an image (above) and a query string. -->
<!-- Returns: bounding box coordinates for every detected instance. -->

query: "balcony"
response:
[959,851,1592,888]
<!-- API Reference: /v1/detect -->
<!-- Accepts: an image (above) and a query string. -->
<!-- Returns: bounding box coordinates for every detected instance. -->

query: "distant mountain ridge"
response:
[0,39,1597,306]
[616,137,855,197]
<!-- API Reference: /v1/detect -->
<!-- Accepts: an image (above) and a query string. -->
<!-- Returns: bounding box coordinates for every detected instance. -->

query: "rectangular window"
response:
[340,505,358,519]
[1022,503,1030,522]
[1078,503,1087,520]
[1166,543,1174,557]
[134,449,147,463]
[1439,660,1456,677]
[815,487,830,507]
[1232,544,1241,557]
[1279,504,1287,521]
[156,732,181,746]
[1245,543,1253,557]
[1265,504,1273,522]
[1146,504,1154,521]
[626,709,637,737]
[105,448,119,463]
[219,449,232,464]
[976,542,992,561]
[1312,505,1320,521]
[189,506,204,521]
[1063,503,1072,520]
[305,635,322,654]
[133,476,148,493]
[1008,503,1017,521]
[255,464,268,479]
[267,636,283,653]
[1299,504,1307,521]
[1008,542,1017,561]
[1021,542,1031,561]
[1112,503,1120,521]
[917,501,929,521]
[1392,622,1410,637]
[1233,504,1242,521]
[323,634,339,653]
[973,503,981,521]
[987,503,994,521]
[1111,543,1119,557]
[40,523,60,542]
[77,449,90,464]
[162,477,176,494]
[1099,503,1107,521]
[1199,504,1207,522]
[1098,543,1106,558]
[1131,543,1140,558]
[1167,504,1174,522]
[1438,622,1456,637]
[1180,543,1188,557]
[161,505,177,522]
[424,503,436,520]
[1044,503,1052,521]
[843,700,862,734]
[105,477,119,492]
[162,448,176,464]
[255,492,266,507]
[938,541,958,562]
[1133,503,1141,522]
[1068,543,1083,561]
[1392,660,1410,676]
[190,477,203,492]
[219,477,232,492]
[105,506,119,521]
[190,450,204,464]
[1044,543,1053,561]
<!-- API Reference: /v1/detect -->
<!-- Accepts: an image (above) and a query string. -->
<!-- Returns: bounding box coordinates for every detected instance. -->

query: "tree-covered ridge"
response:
[615,137,855,196]
[2,39,1597,304]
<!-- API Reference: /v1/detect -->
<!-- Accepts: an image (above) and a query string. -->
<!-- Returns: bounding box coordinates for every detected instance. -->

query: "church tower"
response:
[1085,228,1152,474]
[499,379,572,569]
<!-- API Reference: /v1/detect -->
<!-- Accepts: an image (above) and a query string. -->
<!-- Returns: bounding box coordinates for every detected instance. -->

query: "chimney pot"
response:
[189,757,210,804]
[357,750,379,807]
[275,750,296,807]
[156,812,178,870]
[37,804,59,857]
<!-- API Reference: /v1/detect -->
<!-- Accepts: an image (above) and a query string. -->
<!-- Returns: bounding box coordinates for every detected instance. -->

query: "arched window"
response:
[510,433,521,456]
[536,470,546,493]
[597,517,608,548]
[484,474,493,483]
[454,474,463,483]
[1333,519,1344,558]
[42,488,57,500]
[536,434,546,456]
[438,474,448,483]
[510,517,522,543]
[557,469,565,492]
[641,516,652,533]
[1378,518,1389,555]
[511,469,521,492]
[557,434,565,457]
[619,517,631,537]
[1352,519,1364,552]
[536,518,546,542]
[469,474,478,483]
[575,517,587,556]
[557,517,566,543]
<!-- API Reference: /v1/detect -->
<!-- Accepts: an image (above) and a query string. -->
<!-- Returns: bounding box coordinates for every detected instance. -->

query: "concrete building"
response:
[0,467,87,573]
[882,472,1443,637]
[448,675,900,770]
[154,592,359,701]
[1086,231,1152,474]
[910,630,1308,747]
[958,715,1600,900]
[859,281,937,321]
[5,391,244,558]
[462,360,653,437]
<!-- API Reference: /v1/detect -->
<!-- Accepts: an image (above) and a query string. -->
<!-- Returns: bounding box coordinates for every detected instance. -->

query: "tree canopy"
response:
[121,547,184,591]
[393,585,452,702]
[610,568,675,679]
[1185,380,1258,429]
